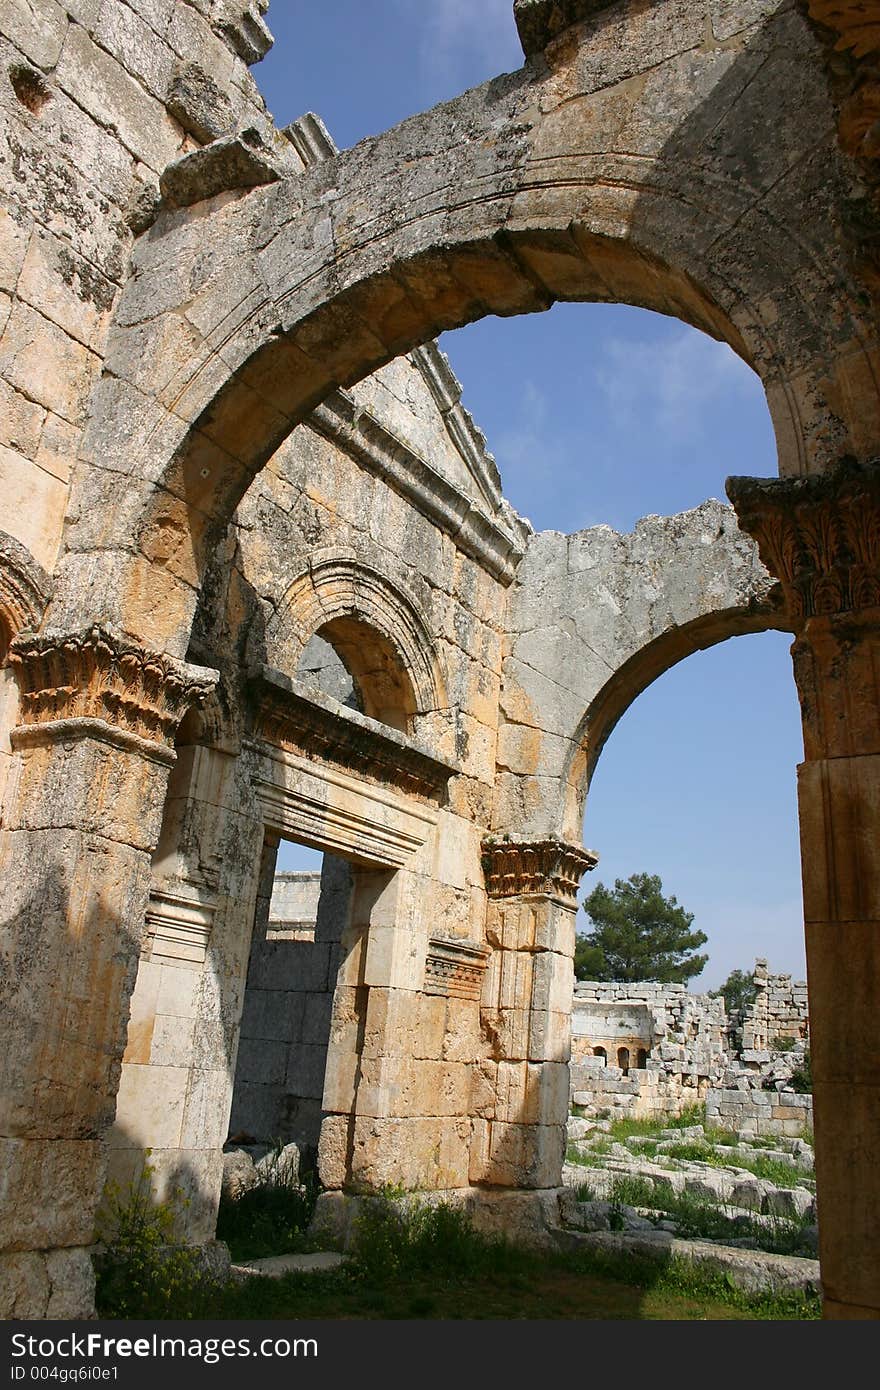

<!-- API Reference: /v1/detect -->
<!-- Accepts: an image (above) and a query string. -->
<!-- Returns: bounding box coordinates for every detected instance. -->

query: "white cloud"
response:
[394,0,520,86]
[595,327,758,444]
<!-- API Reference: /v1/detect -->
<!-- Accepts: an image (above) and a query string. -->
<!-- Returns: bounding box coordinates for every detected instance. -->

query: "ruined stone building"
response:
[1,1,879,1319]
[570,959,811,1128]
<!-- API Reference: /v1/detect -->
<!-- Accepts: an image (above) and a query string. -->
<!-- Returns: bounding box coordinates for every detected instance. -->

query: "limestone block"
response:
[321,1044,359,1116]
[317,1112,350,1189]
[471,1119,564,1188]
[4,0,68,69]
[16,226,117,348]
[0,202,29,291]
[160,128,288,208]
[285,1042,328,1100]
[1,306,97,436]
[55,23,180,171]
[0,1138,104,1249]
[346,1115,471,1191]
[0,378,45,458]
[165,59,236,144]
[221,1148,257,1200]
[764,1186,814,1221]
[179,1067,232,1150]
[95,0,174,99]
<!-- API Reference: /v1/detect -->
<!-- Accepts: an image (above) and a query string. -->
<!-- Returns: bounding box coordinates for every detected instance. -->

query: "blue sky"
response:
[259,3,806,990]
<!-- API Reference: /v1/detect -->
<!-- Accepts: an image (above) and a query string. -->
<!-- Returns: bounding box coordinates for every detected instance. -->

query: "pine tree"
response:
[575,872,708,983]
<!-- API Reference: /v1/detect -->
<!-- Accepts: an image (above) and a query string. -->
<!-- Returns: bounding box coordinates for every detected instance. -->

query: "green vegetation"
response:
[607,1103,704,1143]
[575,873,708,983]
[94,1182,818,1321]
[602,1176,817,1261]
[94,1159,212,1319]
[789,1049,812,1094]
[662,1142,813,1190]
[215,1163,319,1262]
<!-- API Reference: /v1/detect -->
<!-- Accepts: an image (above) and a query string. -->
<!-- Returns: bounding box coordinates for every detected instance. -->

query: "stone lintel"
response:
[8,625,217,751]
[514,0,616,56]
[250,666,459,801]
[482,838,599,906]
[727,460,880,621]
[159,128,287,209]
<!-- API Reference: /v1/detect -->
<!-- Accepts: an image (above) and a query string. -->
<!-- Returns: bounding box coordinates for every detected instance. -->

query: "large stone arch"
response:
[493,499,788,841]
[262,551,447,726]
[48,0,879,657]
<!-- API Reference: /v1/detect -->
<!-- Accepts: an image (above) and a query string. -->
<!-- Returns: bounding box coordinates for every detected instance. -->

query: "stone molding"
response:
[727,462,880,621]
[250,666,458,801]
[145,881,218,968]
[250,747,438,868]
[308,393,524,585]
[482,838,599,906]
[0,532,52,646]
[8,626,217,750]
[424,936,492,1001]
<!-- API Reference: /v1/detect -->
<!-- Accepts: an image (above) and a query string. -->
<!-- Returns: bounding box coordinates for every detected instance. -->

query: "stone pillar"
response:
[472,839,597,1187]
[0,626,212,1317]
[729,461,880,1319]
[107,736,264,1244]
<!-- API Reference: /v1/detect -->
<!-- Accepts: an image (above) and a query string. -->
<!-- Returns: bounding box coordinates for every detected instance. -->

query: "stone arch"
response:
[50,0,879,655]
[561,605,792,842]
[0,532,52,656]
[263,553,445,732]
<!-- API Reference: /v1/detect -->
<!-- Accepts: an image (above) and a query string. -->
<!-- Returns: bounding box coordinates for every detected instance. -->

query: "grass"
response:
[662,1142,813,1190]
[215,1168,319,1262]
[95,1185,820,1322]
[600,1176,816,1259]
[607,1103,704,1144]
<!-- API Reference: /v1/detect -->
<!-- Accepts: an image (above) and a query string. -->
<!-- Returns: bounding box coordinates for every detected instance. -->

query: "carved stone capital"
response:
[727,462,880,623]
[482,838,599,906]
[806,2,880,60]
[8,625,217,750]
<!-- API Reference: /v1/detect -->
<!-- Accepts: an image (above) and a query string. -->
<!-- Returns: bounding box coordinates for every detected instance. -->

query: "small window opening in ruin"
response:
[9,64,51,114]
[637,1048,648,1069]
[297,619,416,734]
[228,833,355,1178]
[593,1046,607,1063]
[617,1046,630,1074]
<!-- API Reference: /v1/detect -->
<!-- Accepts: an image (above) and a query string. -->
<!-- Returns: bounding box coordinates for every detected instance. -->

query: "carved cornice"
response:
[727,463,880,621]
[424,937,492,1002]
[0,532,52,646]
[482,838,599,906]
[8,626,217,748]
[250,665,458,801]
[807,2,880,59]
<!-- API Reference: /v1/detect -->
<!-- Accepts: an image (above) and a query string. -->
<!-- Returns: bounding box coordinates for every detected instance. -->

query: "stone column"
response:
[0,626,213,1317]
[729,461,880,1320]
[472,839,597,1187]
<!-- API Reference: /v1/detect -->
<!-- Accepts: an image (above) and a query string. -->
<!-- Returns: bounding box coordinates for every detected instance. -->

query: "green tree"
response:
[711,968,758,1017]
[575,873,708,983]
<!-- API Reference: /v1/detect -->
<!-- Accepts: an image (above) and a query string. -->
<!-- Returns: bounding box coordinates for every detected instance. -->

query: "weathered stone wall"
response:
[737,957,810,1058]
[571,980,728,1119]
[230,858,352,1161]
[706,1085,813,1139]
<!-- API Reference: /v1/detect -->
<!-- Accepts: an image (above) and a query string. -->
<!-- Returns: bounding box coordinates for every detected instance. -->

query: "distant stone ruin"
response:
[571,960,811,1137]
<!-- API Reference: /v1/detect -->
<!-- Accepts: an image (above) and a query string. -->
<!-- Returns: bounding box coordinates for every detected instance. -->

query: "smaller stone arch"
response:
[617,1046,630,1074]
[0,532,52,657]
[263,552,446,734]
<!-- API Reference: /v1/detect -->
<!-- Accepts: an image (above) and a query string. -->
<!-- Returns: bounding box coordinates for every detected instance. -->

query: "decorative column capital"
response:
[481,837,599,907]
[727,461,880,623]
[8,625,217,754]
